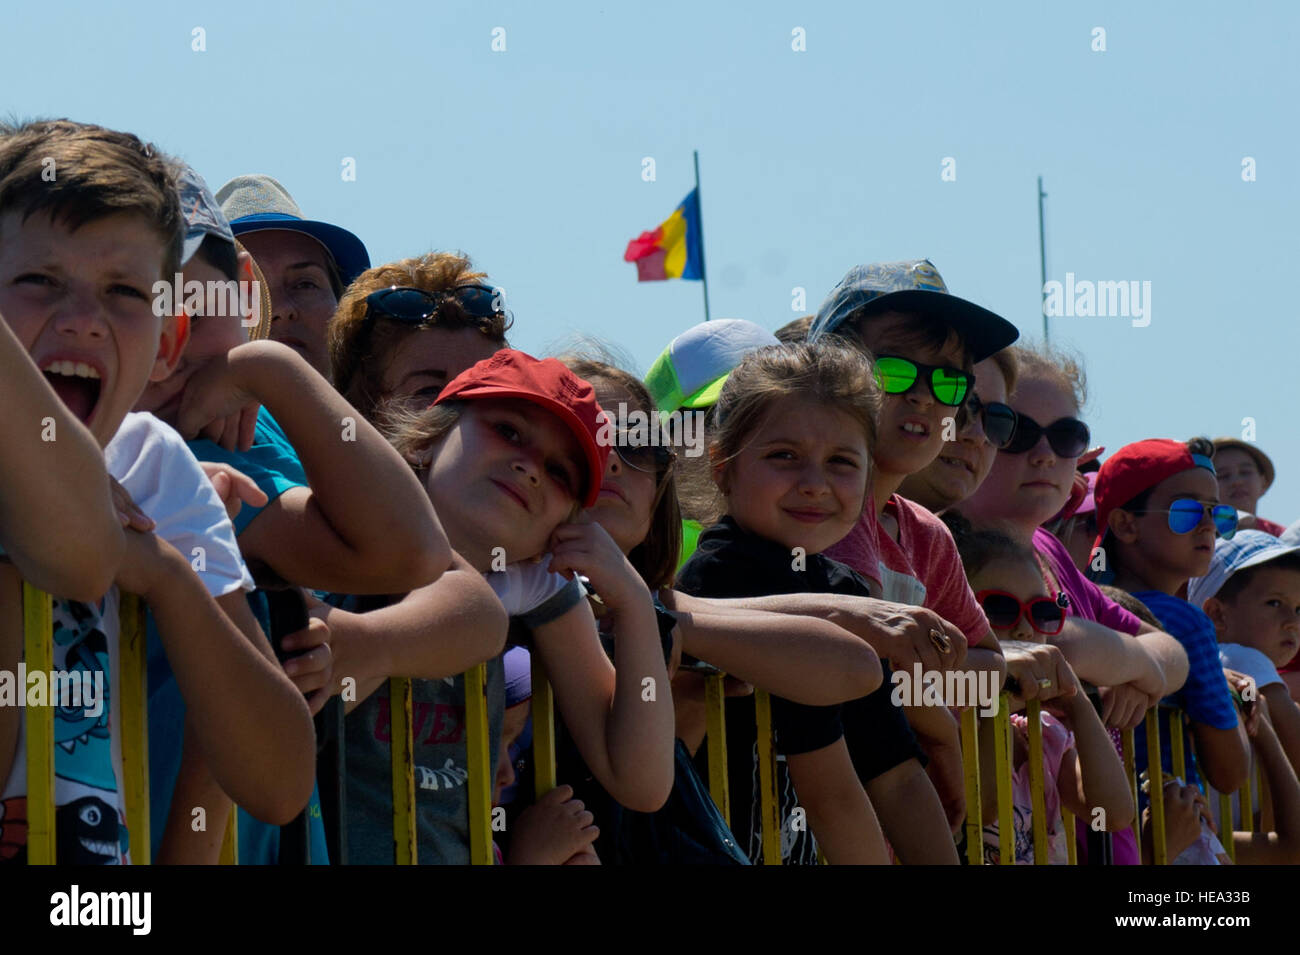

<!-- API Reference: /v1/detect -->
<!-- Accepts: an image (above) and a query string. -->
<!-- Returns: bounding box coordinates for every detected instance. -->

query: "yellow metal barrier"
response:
[1026,699,1048,864]
[531,656,556,797]
[1121,728,1139,858]
[1144,709,1166,865]
[1167,707,1186,782]
[992,693,1014,865]
[118,594,148,864]
[389,676,416,864]
[219,808,238,865]
[959,707,983,866]
[753,690,782,865]
[22,583,55,865]
[464,662,493,865]
[1219,791,1235,862]
[704,673,729,827]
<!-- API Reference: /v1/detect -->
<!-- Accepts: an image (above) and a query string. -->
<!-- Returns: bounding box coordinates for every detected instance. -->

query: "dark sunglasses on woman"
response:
[966,394,1018,449]
[365,285,504,325]
[976,589,1066,635]
[1001,411,1090,458]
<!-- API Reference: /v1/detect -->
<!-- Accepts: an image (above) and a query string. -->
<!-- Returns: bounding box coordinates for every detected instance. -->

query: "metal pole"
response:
[694,150,712,322]
[1038,175,1049,344]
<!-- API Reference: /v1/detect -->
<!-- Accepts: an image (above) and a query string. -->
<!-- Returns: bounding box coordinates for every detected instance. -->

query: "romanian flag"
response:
[623,189,704,281]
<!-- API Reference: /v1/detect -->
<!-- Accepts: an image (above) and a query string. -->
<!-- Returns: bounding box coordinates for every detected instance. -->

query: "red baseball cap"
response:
[435,349,609,508]
[1091,438,1218,567]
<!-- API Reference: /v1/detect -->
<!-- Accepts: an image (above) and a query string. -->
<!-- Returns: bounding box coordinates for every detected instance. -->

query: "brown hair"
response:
[328,252,512,422]
[562,357,683,591]
[1007,342,1086,411]
[774,315,814,344]
[838,309,975,371]
[0,119,182,279]
[985,346,1019,397]
[711,341,880,497]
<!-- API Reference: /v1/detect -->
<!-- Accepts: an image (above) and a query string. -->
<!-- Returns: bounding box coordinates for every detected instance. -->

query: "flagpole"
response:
[694,150,712,322]
[1038,175,1049,345]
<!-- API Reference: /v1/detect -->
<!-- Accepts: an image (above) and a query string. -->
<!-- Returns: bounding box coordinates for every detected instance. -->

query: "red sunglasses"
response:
[975,589,1066,636]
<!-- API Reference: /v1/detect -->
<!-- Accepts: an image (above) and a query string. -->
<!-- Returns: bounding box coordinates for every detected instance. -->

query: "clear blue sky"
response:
[5,0,1297,524]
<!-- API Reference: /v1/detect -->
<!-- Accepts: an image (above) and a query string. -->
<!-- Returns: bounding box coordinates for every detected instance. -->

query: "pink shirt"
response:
[982,712,1075,865]
[1032,529,1142,635]
[826,495,990,646]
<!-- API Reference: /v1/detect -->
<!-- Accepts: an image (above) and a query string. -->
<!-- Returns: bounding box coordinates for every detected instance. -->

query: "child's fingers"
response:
[540,784,574,805]
[283,644,332,680]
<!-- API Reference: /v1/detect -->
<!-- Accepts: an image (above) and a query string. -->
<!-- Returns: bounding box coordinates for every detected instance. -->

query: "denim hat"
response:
[215,174,370,286]
[645,318,779,413]
[1187,530,1300,607]
[809,259,1019,363]
[176,163,234,268]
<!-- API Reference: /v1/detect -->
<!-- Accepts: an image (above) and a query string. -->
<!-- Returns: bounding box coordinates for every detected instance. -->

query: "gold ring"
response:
[928,628,952,655]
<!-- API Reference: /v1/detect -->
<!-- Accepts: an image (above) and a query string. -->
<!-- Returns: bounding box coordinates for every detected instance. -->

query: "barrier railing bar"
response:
[389,676,416,864]
[993,692,1014,865]
[960,707,983,866]
[754,689,782,865]
[22,583,54,865]
[704,673,729,827]
[219,807,238,864]
[531,656,556,798]
[1144,709,1166,865]
[464,662,493,865]
[1027,699,1048,864]
[119,594,148,865]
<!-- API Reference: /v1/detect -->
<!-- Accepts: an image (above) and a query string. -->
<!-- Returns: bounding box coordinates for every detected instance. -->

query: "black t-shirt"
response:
[676,516,923,864]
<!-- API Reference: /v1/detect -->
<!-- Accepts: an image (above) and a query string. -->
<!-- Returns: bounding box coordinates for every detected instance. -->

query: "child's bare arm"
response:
[157,717,229,865]
[1261,683,1300,778]
[1053,694,1135,830]
[1192,718,1251,796]
[664,600,881,705]
[786,738,889,864]
[1131,622,1191,695]
[506,784,600,865]
[664,590,968,675]
[1233,704,1300,864]
[1050,618,1166,696]
[0,316,123,601]
[535,523,675,813]
[317,554,509,714]
[865,757,960,862]
[118,530,315,824]
[176,340,449,594]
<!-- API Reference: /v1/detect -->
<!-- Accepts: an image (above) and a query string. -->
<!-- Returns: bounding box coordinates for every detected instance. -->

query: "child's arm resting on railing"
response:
[787,738,890,864]
[659,596,881,705]
[175,340,450,595]
[1232,696,1300,864]
[534,522,675,813]
[1050,681,1136,831]
[312,553,509,713]
[117,528,315,825]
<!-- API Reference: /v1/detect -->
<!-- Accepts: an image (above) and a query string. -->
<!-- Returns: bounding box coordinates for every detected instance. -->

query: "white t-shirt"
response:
[1215,643,1282,830]
[104,412,252,598]
[485,556,580,618]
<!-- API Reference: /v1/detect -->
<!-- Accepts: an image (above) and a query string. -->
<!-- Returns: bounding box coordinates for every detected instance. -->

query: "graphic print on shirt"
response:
[1,597,126,864]
[373,690,470,793]
[745,743,818,865]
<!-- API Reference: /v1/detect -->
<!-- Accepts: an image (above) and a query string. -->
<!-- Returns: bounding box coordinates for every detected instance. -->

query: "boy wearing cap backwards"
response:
[807,259,1020,860]
[0,119,316,862]
[1093,438,1250,796]
[216,174,371,379]
[1190,530,1300,776]
[132,165,475,863]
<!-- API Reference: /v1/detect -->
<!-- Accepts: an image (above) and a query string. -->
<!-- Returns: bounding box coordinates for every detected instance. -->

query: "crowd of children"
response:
[2,117,1298,866]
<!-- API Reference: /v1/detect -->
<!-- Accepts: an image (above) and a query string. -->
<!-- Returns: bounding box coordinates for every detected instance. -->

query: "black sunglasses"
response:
[1001,412,1090,458]
[966,394,1018,449]
[610,431,676,475]
[364,285,504,325]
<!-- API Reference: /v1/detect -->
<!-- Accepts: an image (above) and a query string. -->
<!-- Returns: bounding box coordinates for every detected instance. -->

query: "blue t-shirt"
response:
[1132,590,1240,789]
[146,408,328,864]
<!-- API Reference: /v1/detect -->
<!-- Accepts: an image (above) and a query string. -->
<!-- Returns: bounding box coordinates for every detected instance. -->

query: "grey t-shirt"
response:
[344,564,583,864]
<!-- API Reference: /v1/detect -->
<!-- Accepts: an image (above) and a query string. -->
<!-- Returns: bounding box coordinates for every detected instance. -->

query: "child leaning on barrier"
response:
[549,356,882,864]
[954,527,1134,864]
[0,119,315,862]
[1092,438,1251,798]
[327,349,673,863]
[677,341,904,865]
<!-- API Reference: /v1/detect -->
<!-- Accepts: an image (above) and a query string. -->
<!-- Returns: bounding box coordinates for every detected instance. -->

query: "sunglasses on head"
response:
[1001,412,1090,458]
[874,355,972,408]
[966,394,1018,449]
[364,285,504,325]
[1135,499,1238,539]
[976,589,1066,636]
[610,432,676,475]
